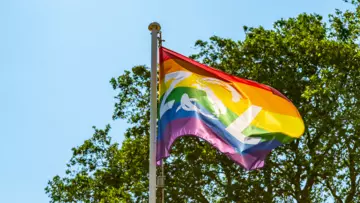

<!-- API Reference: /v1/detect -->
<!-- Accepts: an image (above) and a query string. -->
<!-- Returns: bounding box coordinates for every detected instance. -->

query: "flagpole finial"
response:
[148,22,161,31]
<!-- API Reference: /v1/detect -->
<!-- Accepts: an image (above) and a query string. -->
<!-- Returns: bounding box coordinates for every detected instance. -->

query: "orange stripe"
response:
[160,58,217,80]
[233,82,301,118]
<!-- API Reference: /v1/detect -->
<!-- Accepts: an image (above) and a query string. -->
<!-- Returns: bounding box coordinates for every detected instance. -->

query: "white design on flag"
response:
[225,105,262,145]
[194,77,241,118]
[160,71,191,118]
[176,93,216,119]
[198,77,241,102]
[193,84,226,118]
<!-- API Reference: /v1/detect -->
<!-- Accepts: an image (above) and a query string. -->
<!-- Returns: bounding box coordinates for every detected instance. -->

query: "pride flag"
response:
[156,47,305,170]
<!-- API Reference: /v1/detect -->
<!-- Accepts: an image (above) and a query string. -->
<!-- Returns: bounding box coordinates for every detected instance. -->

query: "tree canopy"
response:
[46,1,360,202]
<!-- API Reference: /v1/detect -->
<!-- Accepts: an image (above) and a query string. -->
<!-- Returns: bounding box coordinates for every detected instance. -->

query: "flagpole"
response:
[148,22,160,203]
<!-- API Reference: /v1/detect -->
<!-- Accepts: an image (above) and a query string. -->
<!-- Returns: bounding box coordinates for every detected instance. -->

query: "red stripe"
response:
[159,46,290,102]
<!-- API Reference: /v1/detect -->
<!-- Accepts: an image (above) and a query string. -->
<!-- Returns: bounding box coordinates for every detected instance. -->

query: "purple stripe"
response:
[156,117,270,170]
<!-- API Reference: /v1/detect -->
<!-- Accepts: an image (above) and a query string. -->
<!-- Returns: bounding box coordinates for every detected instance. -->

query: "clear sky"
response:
[0,0,351,202]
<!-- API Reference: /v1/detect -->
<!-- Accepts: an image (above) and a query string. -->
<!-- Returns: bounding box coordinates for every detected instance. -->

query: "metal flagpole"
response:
[148,22,160,203]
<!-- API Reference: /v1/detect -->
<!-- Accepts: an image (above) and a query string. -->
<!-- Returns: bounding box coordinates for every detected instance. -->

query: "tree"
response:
[46,1,360,202]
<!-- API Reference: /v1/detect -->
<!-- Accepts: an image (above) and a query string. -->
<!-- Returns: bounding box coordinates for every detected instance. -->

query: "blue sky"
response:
[0,0,351,202]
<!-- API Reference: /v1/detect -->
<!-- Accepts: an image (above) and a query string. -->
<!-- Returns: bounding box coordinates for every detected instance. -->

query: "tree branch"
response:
[325,179,343,203]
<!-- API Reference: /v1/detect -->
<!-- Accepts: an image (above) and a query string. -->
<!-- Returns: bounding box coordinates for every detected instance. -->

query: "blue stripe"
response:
[158,102,282,155]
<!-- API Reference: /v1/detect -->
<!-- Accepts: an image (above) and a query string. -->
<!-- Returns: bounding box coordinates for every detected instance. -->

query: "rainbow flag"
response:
[156,47,305,170]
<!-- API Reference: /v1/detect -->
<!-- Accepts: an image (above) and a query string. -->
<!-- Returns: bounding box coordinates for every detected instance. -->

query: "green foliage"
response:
[46,2,360,202]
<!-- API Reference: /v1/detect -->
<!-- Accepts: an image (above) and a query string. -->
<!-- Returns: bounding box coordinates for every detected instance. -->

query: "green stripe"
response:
[160,86,238,126]
[242,125,295,144]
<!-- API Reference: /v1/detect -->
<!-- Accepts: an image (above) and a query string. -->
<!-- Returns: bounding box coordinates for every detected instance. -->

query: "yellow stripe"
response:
[251,110,305,138]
